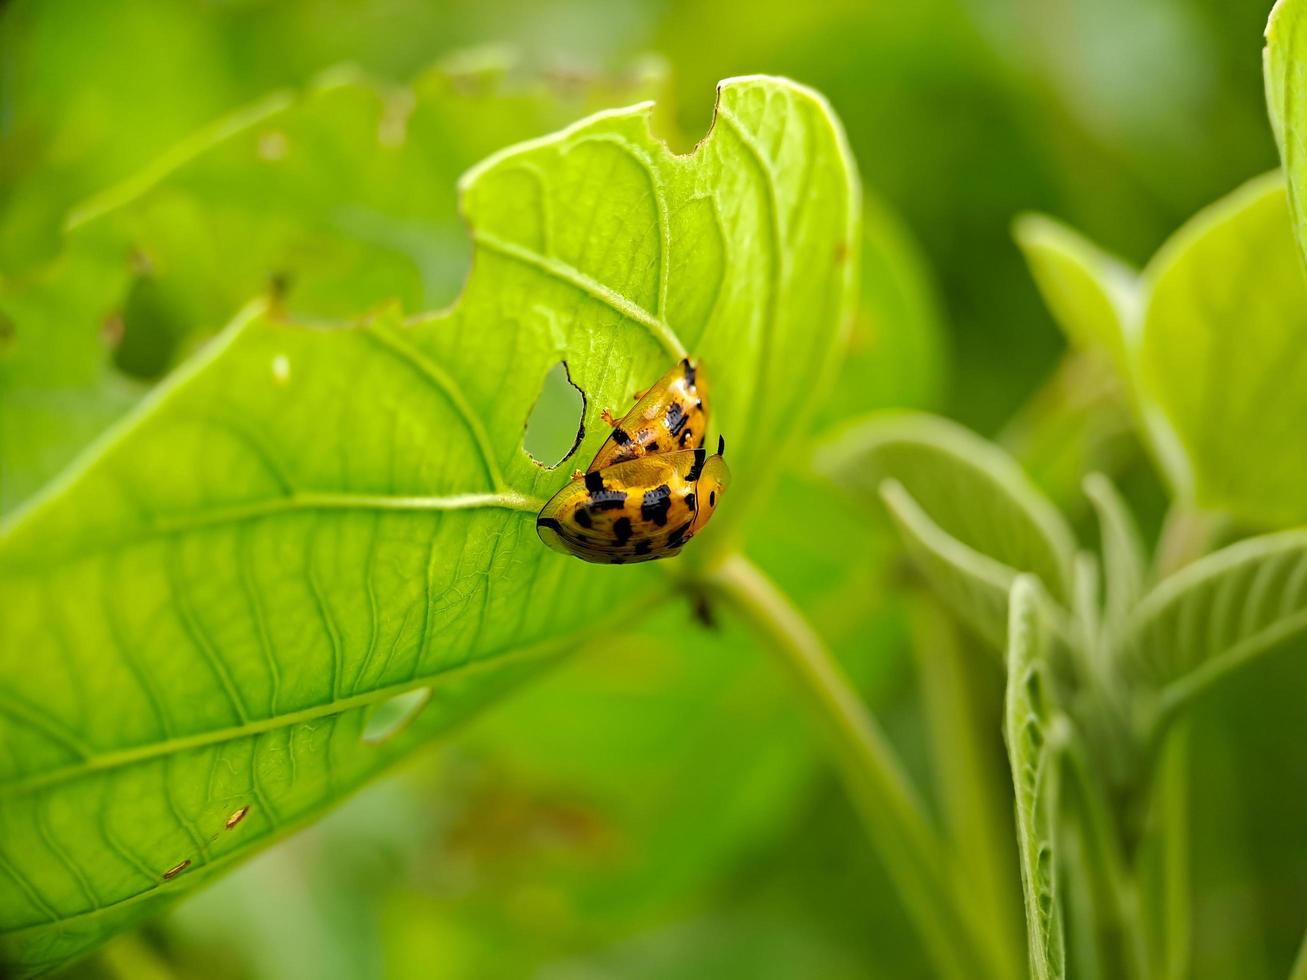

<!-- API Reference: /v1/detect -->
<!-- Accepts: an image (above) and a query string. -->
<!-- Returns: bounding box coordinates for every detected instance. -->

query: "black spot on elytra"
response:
[647,441,659,453]
[635,539,652,555]
[590,489,627,511]
[709,490,716,507]
[684,492,696,512]
[641,484,672,526]
[612,428,631,446]
[573,509,592,529]
[667,521,692,547]
[683,359,697,386]
[687,448,707,482]
[666,402,689,437]
[584,471,604,493]
[678,427,693,448]
[613,516,633,545]
[537,517,563,532]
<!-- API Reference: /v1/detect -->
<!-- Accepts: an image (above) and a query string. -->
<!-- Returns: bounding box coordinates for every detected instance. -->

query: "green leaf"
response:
[1121,529,1307,727]
[1267,0,1307,258]
[0,58,665,516]
[0,75,859,976]
[1004,576,1067,980]
[1012,213,1139,375]
[1139,173,1307,527]
[1083,473,1147,637]
[878,479,1018,651]
[1012,215,1187,495]
[815,411,1077,645]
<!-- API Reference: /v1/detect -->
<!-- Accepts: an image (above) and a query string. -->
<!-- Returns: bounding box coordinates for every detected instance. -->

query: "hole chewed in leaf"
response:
[362,687,431,744]
[523,361,586,468]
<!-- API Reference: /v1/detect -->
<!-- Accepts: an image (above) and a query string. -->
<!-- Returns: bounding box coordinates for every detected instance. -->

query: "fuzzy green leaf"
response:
[1083,473,1147,637]
[816,411,1076,647]
[0,75,859,976]
[1004,576,1067,980]
[1122,530,1307,726]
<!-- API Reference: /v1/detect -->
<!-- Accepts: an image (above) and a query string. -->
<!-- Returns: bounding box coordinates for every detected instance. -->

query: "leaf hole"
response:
[362,687,431,745]
[112,260,186,380]
[523,361,586,468]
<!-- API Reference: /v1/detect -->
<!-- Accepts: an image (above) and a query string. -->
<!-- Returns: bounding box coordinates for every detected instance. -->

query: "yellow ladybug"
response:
[536,439,730,564]
[588,358,710,471]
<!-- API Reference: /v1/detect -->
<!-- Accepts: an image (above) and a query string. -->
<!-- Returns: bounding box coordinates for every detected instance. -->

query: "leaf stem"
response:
[706,553,1002,980]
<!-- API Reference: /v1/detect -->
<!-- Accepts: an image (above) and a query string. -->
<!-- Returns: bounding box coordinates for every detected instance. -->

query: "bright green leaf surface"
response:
[0,76,859,976]
[816,411,1078,604]
[1139,173,1307,527]
[0,58,664,516]
[1013,213,1138,375]
[1004,576,1067,980]
[1267,0,1307,259]
[1122,529,1307,726]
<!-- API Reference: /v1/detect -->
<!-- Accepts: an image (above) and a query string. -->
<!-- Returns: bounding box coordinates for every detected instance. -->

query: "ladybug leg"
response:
[571,468,586,481]
[600,408,620,428]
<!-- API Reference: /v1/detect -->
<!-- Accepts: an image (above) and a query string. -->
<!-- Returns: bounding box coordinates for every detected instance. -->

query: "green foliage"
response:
[0,76,858,975]
[1004,576,1067,980]
[10,1,1307,977]
[0,61,664,515]
[817,411,1077,649]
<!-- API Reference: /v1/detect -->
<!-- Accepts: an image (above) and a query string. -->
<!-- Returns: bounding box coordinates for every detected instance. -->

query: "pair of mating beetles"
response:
[536,358,729,564]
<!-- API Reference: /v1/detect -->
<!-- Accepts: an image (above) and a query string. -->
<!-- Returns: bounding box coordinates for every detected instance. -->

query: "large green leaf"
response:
[0,57,664,515]
[1012,214,1186,496]
[0,75,859,976]
[1138,173,1307,527]
[1004,576,1067,980]
[1121,530,1307,727]
[815,411,1076,649]
[1267,0,1307,259]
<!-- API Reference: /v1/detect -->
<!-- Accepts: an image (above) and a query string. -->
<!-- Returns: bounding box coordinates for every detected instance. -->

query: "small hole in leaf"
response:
[523,362,585,468]
[362,687,431,744]
[113,265,186,380]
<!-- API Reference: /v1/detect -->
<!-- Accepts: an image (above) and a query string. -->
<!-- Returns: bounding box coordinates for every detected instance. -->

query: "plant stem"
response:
[707,553,1003,980]
[908,591,1025,980]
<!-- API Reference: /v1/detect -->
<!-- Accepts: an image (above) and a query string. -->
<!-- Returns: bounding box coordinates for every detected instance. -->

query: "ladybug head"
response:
[690,438,730,535]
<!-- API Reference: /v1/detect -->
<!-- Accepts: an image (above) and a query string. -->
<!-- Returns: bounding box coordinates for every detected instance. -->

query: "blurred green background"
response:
[0,0,1286,977]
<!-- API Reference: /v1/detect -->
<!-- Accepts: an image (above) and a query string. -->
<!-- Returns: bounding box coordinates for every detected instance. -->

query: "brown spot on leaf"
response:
[225,805,250,829]
[162,859,191,880]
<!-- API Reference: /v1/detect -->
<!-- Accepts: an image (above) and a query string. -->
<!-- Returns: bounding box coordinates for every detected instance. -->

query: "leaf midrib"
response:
[0,490,542,575]
[0,635,560,799]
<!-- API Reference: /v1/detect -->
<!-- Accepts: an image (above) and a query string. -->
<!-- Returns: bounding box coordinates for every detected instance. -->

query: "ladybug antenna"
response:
[717,434,725,456]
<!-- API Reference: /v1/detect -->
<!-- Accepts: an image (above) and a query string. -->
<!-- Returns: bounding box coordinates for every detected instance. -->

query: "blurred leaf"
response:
[877,479,1019,652]
[817,411,1078,605]
[0,58,665,517]
[1013,215,1185,496]
[0,76,859,976]
[1003,576,1067,980]
[1138,173,1307,527]
[1083,473,1148,637]
[1013,214,1138,372]
[1267,0,1307,255]
[1122,529,1307,728]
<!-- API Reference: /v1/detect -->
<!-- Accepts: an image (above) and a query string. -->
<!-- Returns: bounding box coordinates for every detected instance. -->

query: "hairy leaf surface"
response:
[0,76,858,975]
